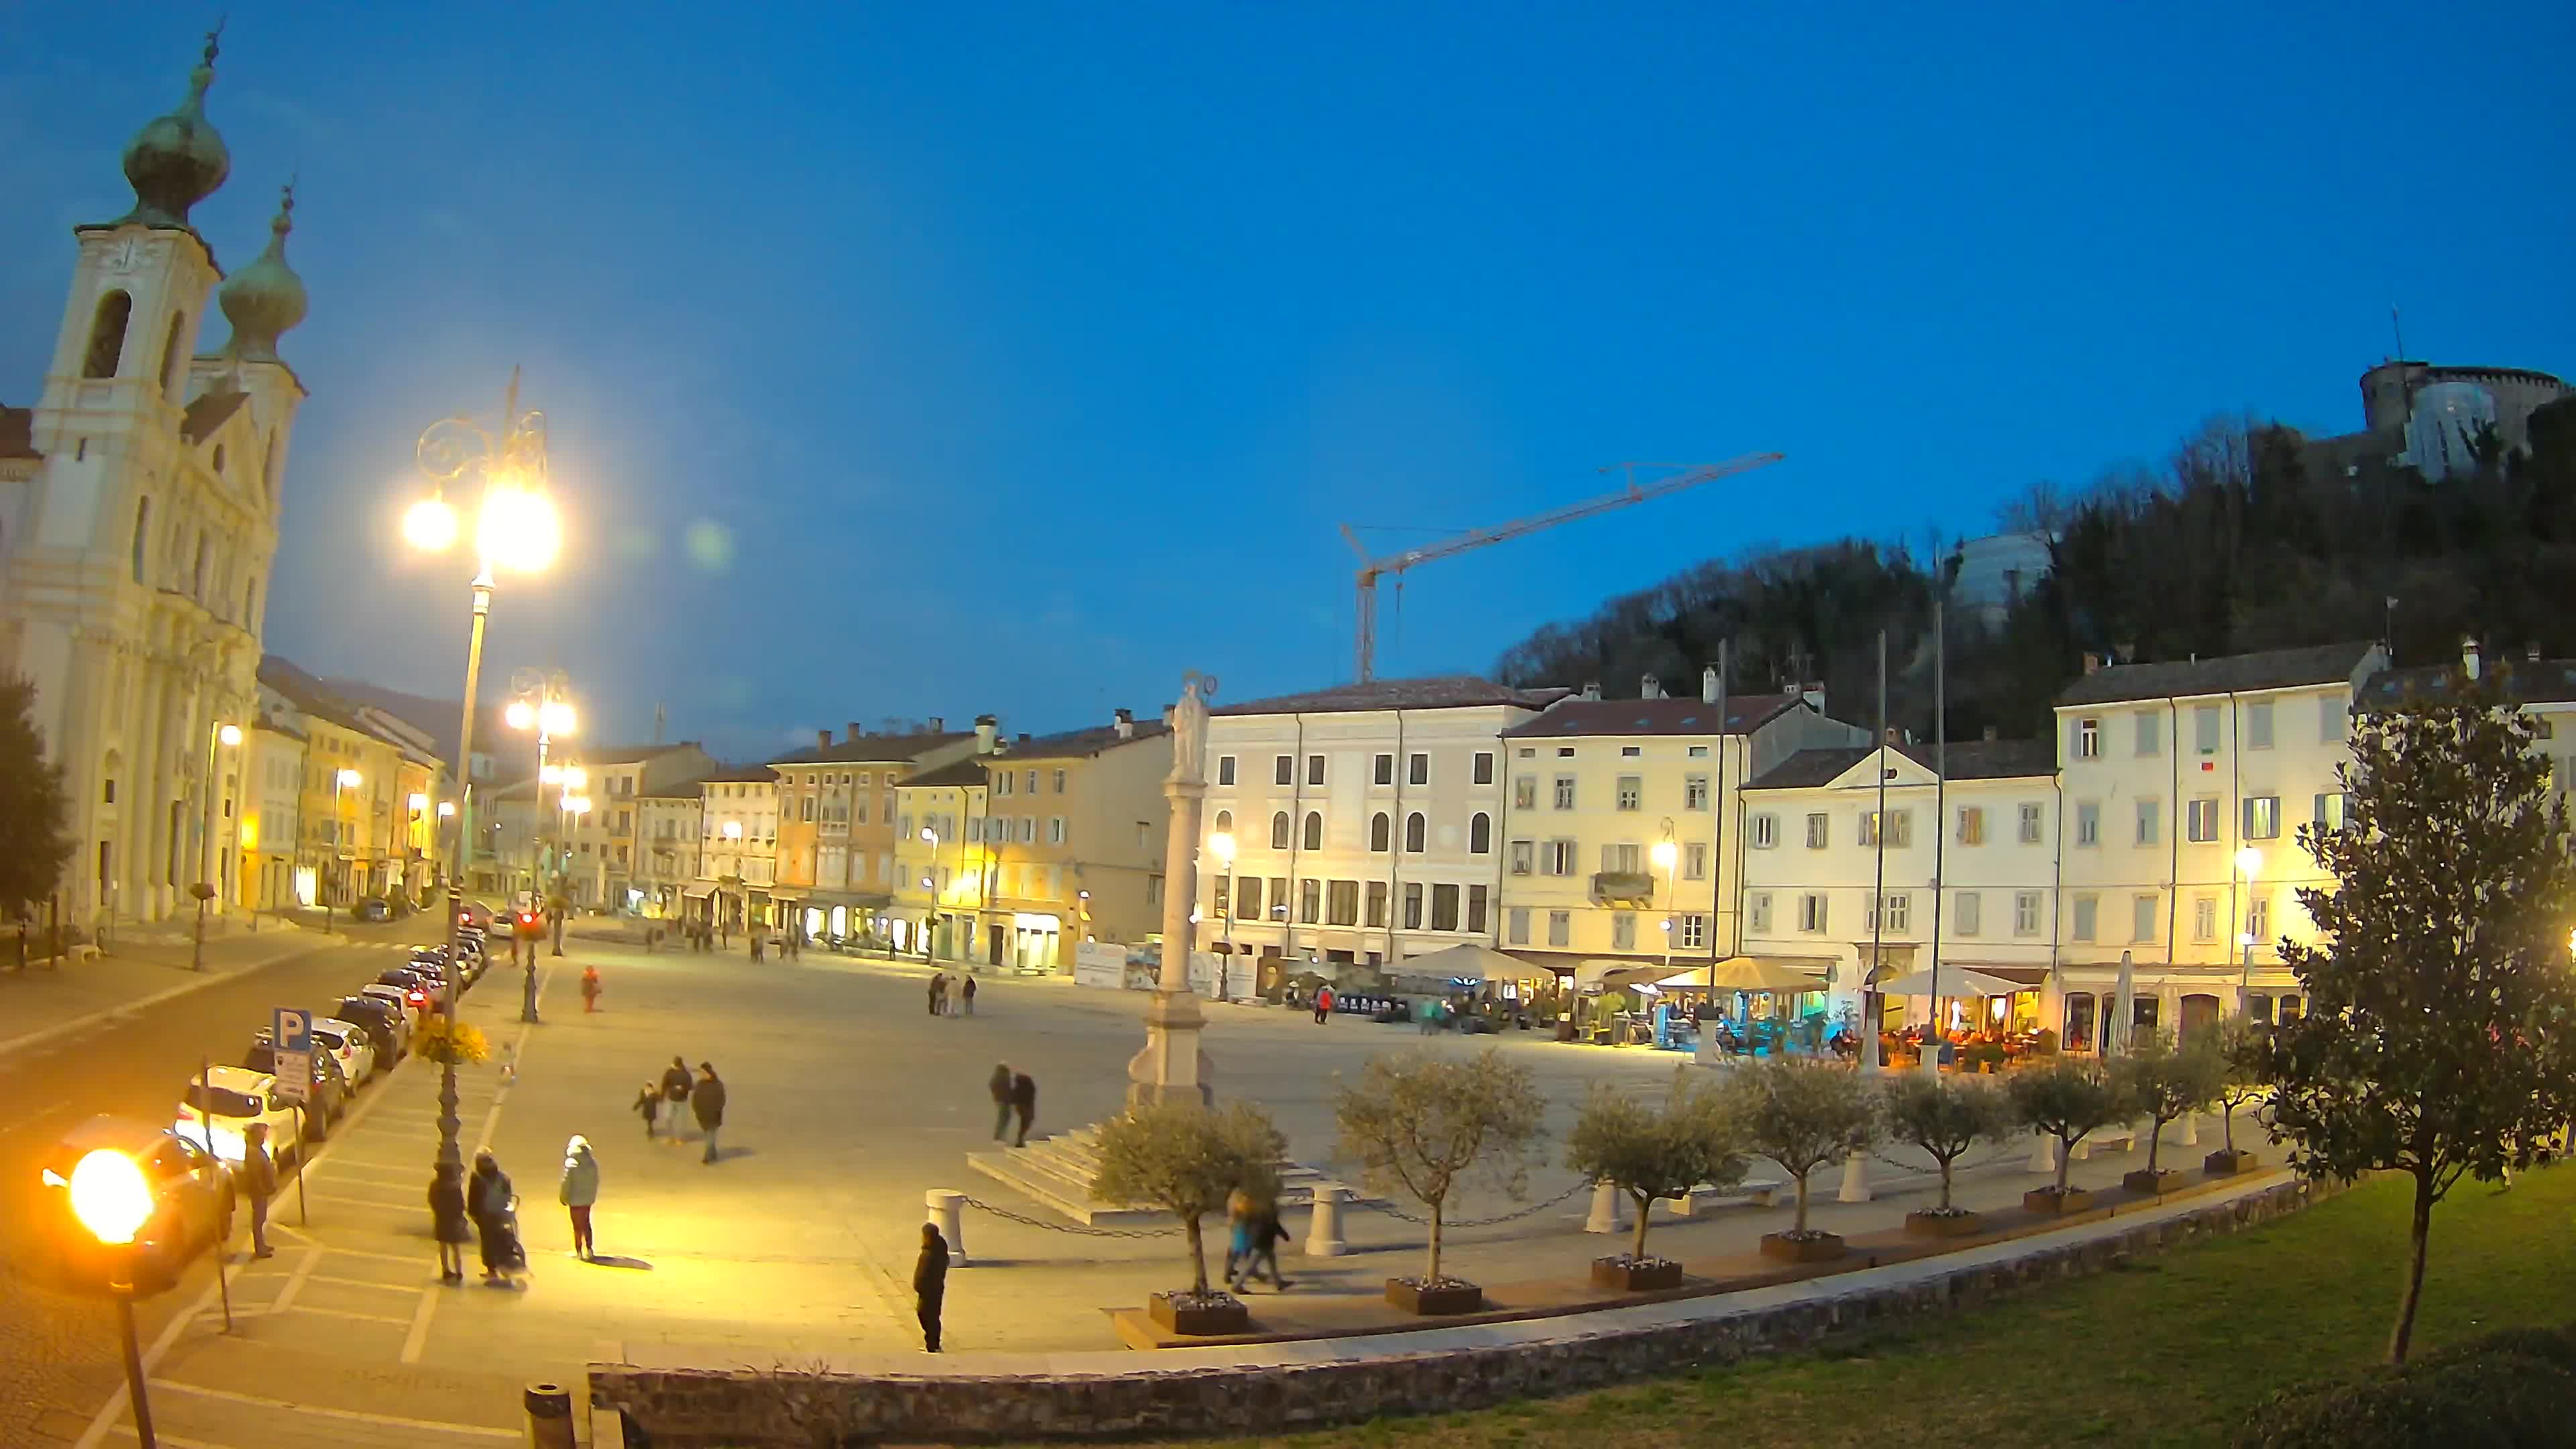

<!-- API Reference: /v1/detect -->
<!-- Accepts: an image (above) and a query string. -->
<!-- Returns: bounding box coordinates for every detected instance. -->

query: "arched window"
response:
[1405,812,1427,853]
[129,497,151,582]
[1370,812,1391,852]
[1469,812,1492,854]
[1213,809,1232,837]
[159,311,187,395]
[1301,811,1322,851]
[85,291,132,378]
[1269,811,1290,850]
[211,443,226,476]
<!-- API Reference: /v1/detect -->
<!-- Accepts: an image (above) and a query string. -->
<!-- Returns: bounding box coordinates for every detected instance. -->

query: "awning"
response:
[680,883,716,900]
[1391,943,1529,983]
[1695,955,1833,992]
[1874,967,2033,998]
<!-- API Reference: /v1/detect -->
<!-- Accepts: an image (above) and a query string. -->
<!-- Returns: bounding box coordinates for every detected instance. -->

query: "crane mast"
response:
[1343,452,1784,682]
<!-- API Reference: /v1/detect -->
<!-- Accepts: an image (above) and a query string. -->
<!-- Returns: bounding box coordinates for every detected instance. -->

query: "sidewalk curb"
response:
[0,937,333,1064]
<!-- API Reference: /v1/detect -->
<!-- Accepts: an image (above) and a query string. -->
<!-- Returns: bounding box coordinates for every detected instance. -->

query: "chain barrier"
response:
[1364,1176,1595,1229]
[955,1194,1183,1238]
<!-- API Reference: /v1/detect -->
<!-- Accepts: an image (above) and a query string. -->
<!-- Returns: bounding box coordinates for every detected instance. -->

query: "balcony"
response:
[1591,871,1655,906]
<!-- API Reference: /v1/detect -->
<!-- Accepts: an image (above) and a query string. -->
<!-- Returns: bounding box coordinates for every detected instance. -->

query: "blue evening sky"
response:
[5,4,2569,760]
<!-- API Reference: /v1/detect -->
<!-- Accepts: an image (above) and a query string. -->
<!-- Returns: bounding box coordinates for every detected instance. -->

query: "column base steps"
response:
[967,1122,1377,1227]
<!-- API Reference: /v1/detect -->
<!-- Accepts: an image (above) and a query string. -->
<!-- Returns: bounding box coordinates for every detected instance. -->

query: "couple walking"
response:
[987,1063,1037,1146]
[633,1056,729,1164]
[1223,1189,1292,1293]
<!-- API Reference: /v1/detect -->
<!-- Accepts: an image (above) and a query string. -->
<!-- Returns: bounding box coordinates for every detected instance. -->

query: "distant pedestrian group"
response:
[928,970,983,1018]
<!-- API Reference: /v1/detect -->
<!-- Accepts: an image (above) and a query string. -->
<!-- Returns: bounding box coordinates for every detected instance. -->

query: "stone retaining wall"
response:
[594,1176,2324,1446]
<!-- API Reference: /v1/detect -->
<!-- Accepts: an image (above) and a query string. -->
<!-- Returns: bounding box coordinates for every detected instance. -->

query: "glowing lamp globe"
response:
[69,1149,152,1246]
[403,496,460,552]
[478,487,561,574]
[217,724,243,747]
[506,700,535,731]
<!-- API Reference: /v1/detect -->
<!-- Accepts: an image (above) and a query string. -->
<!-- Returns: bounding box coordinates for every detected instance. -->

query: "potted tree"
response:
[2116,1031,2224,1195]
[1335,1049,1546,1314]
[1566,1067,1745,1290]
[2206,1017,2269,1175]
[2009,1055,2129,1214]
[1723,1057,1876,1262]
[1880,1071,2015,1236]
[1091,1099,1286,1336]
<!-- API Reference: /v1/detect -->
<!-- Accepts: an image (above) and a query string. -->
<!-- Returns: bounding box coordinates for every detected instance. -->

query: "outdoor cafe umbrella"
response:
[1694,956,1828,993]
[1872,967,2029,1000]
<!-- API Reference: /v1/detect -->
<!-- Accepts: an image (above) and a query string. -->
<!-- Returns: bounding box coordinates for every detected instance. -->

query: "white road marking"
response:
[108,1428,239,1449]
[304,1191,419,1211]
[268,1246,323,1314]
[302,1271,427,1293]
[144,1381,517,1438]
[398,1276,442,1364]
[274,1303,415,1327]
[0,1099,73,1137]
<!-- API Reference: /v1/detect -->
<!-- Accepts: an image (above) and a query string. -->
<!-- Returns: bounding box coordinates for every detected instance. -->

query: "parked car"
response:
[312,1017,378,1087]
[244,1032,347,1136]
[39,1115,234,1286]
[354,897,394,922]
[332,994,409,1063]
[359,983,426,1036]
[174,1066,303,1169]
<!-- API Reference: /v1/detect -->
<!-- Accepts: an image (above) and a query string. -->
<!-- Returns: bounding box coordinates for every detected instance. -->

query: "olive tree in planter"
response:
[1722,1056,1876,1262]
[2206,1017,2269,1175]
[1335,1049,1546,1315]
[2009,1056,2129,1214]
[1091,1099,1285,1336]
[1564,1067,1745,1290]
[2114,1031,2224,1195]
[1880,1071,2015,1237]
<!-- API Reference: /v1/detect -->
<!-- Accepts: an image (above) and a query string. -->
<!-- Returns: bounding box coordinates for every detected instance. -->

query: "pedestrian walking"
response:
[468,1149,521,1283]
[429,1161,470,1283]
[559,1135,600,1261]
[1241,1197,1293,1291]
[1313,985,1334,1025]
[241,1122,278,1259]
[928,971,947,1017]
[1221,1188,1254,1287]
[961,975,978,1016]
[1417,997,1438,1035]
[751,926,765,961]
[987,1063,1014,1142]
[633,1079,661,1138]
[660,1055,693,1142]
[914,1222,949,1352]
[692,1061,727,1165]
[1008,1068,1037,1148]
[581,964,602,1013]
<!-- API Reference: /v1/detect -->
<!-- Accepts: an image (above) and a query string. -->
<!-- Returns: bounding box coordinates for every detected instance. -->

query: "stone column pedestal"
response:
[1304,1184,1348,1257]
[925,1189,967,1265]
[2028,1130,2061,1176]
[1835,1148,1872,1203]
[1585,1181,1627,1234]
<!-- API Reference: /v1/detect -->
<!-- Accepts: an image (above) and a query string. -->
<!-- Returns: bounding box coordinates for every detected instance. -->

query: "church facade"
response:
[0,32,310,927]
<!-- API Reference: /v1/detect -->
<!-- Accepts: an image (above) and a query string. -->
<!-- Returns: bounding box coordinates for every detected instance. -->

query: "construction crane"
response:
[1340,452,1784,682]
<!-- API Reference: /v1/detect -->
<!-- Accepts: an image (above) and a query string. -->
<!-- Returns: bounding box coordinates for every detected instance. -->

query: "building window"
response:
[84,290,131,378]
[2018,802,2043,844]
[2193,895,2217,943]
[1403,881,1424,930]
[2245,701,2275,750]
[1053,769,1067,792]
[1553,775,1575,810]
[2247,892,2271,943]
[2130,894,2157,943]
[1467,883,1488,934]
[2075,717,2100,759]
[1274,755,1293,786]
[1146,875,1163,906]
[1373,753,1393,786]
[1548,910,1570,947]
[1684,774,1709,810]
[1621,745,1642,758]
[1473,752,1494,785]
[1468,812,1491,854]
[1365,880,1387,927]
[1370,812,1391,851]
[1302,810,1324,851]
[1868,892,1910,934]
[2014,891,2042,936]
[1299,877,1322,924]
[1799,893,1828,933]
[1218,755,1236,786]
[2076,801,2100,847]
[1611,913,1635,951]
[1862,810,1911,848]
[1601,841,1642,873]
[1049,816,1066,844]
[1748,892,1772,934]
[1751,813,1777,849]
[1513,775,1536,810]
[1408,753,1430,786]
[1214,809,1232,837]
[2320,696,2347,743]
[997,771,1014,796]
[131,496,151,582]
[1957,806,1984,845]
[1328,879,1359,926]
[1404,812,1426,852]
[1955,891,1981,936]
[1212,877,1232,918]
[1805,813,1829,849]
[2135,708,2161,757]
[1307,754,1325,786]
[1508,906,1531,945]
[1270,811,1290,850]
[1509,839,1532,875]
[2195,705,2220,754]
[2314,792,2351,830]
[1545,839,1577,875]
[1431,883,1460,931]
[2072,894,2098,942]
[1683,842,1707,881]
[1678,912,1707,949]
[2187,796,2220,843]
[2243,796,2280,840]
[2135,797,2159,846]
[1616,775,1642,811]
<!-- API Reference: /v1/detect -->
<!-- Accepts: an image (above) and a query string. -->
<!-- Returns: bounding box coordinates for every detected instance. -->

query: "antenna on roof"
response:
[2391,303,2406,361]
[652,702,665,745]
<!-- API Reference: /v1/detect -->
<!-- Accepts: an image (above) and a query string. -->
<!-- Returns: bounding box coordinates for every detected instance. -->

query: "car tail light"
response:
[407,989,427,1006]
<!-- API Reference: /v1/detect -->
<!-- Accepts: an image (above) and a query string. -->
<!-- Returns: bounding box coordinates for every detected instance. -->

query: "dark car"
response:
[38,1115,234,1288]
[355,897,394,921]
[245,1032,349,1135]
[332,994,406,1065]
[456,900,495,930]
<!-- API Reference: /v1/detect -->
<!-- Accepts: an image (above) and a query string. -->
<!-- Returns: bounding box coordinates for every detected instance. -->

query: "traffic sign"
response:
[271,1006,313,1104]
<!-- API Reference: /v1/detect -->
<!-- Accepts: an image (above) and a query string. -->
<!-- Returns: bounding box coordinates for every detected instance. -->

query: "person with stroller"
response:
[468,1149,524,1284]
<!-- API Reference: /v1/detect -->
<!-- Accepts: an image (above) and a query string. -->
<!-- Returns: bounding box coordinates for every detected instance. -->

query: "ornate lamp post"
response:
[70,1148,158,1448]
[506,672,576,1002]
[1208,830,1236,1001]
[404,370,561,1174]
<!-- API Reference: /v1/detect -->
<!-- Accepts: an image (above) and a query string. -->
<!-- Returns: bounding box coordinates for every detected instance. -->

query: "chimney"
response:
[817,729,832,750]
[1640,674,1664,700]
[2462,636,2481,681]
[848,720,863,743]
[1581,680,1602,701]
[2113,640,2137,665]
[974,714,998,753]
[927,716,945,733]
[1983,725,1998,742]
[1883,727,1900,745]
[1701,665,1720,704]
[1113,708,1134,740]
[1018,731,1031,745]
[2083,653,2101,675]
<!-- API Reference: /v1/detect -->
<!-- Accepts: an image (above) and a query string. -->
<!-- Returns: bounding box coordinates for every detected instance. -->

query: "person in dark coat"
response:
[987,1063,1015,1142]
[634,1079,662,1138]
[692,1062,727,1165]
[914,1222,949,1352]
[928,971,948,1017]
[429,1161,471,1283]
[1008,1069,1037,1147]
[468,1150,518,1283]
[961,975,978,1016]
[240,1121,278,1259]
[660,1055,693,1141]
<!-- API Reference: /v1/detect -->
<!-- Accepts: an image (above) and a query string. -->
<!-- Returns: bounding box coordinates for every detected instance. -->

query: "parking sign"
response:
[272,1006,313,1104]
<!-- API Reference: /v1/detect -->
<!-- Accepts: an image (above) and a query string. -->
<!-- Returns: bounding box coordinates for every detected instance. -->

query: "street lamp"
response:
[2235,847,2263,1018]
[70,1148,158,1448]
[1651,822,1679,982]
[504,669,575,1012]
[919,826,939,959]
[409,370,561,1171]
[1210,830,1236,1001]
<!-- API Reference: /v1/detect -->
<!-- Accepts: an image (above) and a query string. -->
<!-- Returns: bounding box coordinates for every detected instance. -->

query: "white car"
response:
[174,1065,304,1168]
[358,983,426,1036]
[311,1017,378,1087]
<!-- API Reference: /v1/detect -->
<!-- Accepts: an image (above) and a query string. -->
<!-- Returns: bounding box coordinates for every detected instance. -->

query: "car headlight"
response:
[42,1167,66,1187]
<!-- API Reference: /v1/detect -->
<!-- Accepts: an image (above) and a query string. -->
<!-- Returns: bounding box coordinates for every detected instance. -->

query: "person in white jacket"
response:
[558,1136,600,1261]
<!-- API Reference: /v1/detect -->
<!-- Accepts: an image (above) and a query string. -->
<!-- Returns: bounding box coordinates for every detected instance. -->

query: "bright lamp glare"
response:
[217,724,242,747]
[2235,847,2262,877]
[438,801,457,817]
[505,700,535,731]
[403,496,460,552]
[540,701,576,735]
[69,1149,152,1245]
[1650,841,1678,869]
[1209,830,1234,861]
[561,766,588,789]
[478,487,561,574]
[336,769,362,788]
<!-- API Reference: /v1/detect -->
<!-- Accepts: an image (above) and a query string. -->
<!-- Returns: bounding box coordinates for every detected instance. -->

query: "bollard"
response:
[1303,1183,1348,1257]
[2028,1129,2061,1176]
[926,1189,969,1266]
[2179,1110,2199,1146]
[523,1383,574,1449]
[1583,1181,1627,1234]
[1835,1147,1872,1203]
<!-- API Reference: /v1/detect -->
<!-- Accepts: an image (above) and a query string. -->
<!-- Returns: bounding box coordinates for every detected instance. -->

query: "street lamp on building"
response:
[70,1147,158,1448]
[1209,830,1236,1000]
[191,721,245,971]
[1651,822,1679,979]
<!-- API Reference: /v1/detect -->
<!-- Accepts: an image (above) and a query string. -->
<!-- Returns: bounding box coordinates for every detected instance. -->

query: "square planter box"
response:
[1589,1256,1684,1292]
[2205,1148,2260,1177]
[2123,1168,2186,1195]
[1759,1231,1847,1263]
[1904,1209,1986,1238]
[1146,1291,1249,1337]
[2023,1187,2095,1216]
[1385,1278,1484,1316]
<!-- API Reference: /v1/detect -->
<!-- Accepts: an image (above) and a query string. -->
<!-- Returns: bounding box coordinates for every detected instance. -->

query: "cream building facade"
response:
[696,765,780,932]
[1,36,310,926]
[769,724,979,946]
[1495,671,1861,973]
[892,751,991,960]
[967,710,1173,969]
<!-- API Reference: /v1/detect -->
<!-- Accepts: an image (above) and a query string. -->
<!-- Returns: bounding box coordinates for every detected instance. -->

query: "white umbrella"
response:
[2110,950,2135,1055]
[1693,955,1830,992]
[1873,967,2029,1000]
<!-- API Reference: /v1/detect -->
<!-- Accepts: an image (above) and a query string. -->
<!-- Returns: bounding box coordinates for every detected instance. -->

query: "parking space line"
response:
[303,1271,427,1293]
[276,1241,423,1267]
[144,1381,518,1438]
[108,1428,238,1449]
[304,1191,418,1211]
[405,963,546,1366]
[398,1276,440,1363]
[275,1303,415,1327]
[268,1246,323,1313]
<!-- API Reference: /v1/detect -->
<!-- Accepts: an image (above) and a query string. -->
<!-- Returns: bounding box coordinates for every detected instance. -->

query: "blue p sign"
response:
[273,1007,311,1055]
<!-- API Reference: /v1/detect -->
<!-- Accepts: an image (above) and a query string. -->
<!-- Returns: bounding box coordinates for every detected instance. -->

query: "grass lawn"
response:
[1083,1167,2576,1449]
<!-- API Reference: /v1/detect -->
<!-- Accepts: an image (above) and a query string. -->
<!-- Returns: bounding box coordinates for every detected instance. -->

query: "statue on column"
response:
[1129,669,1218,1108]
[1167,671,1215,786]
